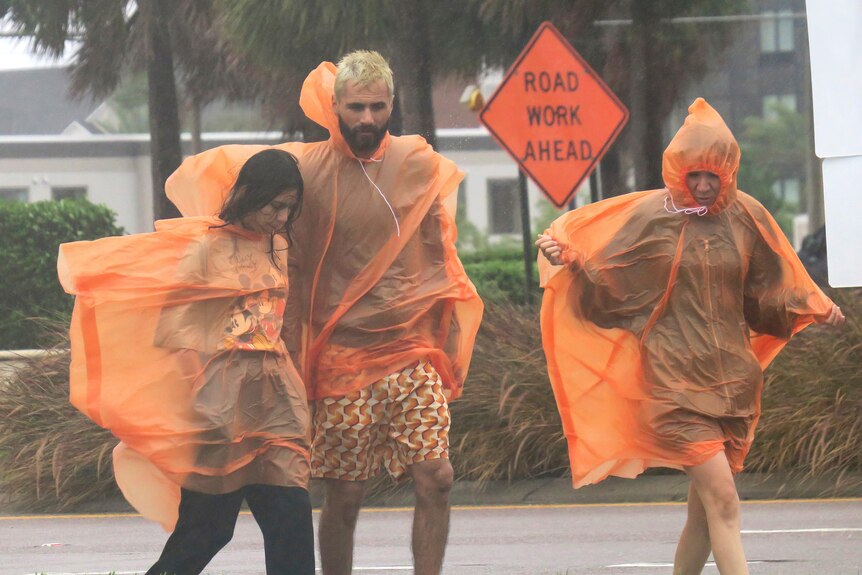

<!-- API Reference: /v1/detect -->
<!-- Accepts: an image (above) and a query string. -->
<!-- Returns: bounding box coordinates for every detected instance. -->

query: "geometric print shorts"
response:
[310,359,450,481]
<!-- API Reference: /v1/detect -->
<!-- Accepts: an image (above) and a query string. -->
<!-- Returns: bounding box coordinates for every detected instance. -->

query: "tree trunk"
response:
[190,96,203,155]
[630,2,664,190]
[599,147,627,198]
[390,0,436,149]
[142,0,182,221]
[299,115,329,143]
[388,91,404,136]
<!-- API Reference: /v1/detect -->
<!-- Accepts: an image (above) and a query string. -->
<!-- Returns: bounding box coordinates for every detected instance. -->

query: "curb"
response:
[5,472,859,516]
[359,472,862,508]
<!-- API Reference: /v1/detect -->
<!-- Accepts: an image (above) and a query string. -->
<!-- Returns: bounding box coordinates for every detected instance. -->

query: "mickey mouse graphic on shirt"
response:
[219,286,286,351]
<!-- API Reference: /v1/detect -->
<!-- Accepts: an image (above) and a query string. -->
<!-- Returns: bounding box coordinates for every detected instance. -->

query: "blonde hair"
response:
[334,50,394,100]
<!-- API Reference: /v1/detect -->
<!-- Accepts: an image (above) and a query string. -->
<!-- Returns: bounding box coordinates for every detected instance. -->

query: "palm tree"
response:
[170,2,268,153]
[218,1,508,149]
[0,0,182,220]
[0,0,268,220]
[624,0,748,190]
[139,0,183,220]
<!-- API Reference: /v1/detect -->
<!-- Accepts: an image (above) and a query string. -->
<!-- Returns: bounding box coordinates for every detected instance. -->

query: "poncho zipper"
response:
[703,238,730,409]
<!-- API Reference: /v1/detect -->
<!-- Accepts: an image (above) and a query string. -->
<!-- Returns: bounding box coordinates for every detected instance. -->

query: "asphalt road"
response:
[3,498,860,575]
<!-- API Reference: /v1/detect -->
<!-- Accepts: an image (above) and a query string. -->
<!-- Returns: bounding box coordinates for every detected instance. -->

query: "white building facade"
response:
[1,129,589,240]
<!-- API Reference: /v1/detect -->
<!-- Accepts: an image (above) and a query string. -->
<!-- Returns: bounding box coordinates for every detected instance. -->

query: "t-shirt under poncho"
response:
[538,98,834,488]
[58,217,310,532]
[166,62,484,401]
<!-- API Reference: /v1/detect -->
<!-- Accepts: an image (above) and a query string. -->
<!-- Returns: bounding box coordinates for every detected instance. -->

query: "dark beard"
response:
[338,116,389,156]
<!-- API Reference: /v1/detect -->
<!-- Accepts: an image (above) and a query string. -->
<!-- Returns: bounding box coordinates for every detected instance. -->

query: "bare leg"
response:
[409,458,454,575]
[318,478,366,575]
[673,482,712,575]
[684,452,749,575]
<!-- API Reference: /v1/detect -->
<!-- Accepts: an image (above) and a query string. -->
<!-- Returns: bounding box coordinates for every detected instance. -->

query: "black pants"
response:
[146,484,314,575]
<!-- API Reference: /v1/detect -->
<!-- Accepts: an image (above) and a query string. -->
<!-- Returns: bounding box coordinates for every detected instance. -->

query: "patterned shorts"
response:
[311,359,450,481]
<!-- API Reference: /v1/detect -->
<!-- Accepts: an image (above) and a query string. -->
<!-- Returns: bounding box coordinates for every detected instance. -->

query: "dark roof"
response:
[0,66,482,137]
[0,67,100,135]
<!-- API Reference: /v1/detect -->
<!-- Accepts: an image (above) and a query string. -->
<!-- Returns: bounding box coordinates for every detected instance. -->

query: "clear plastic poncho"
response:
[539,98,834,487]
[58,217,310,531]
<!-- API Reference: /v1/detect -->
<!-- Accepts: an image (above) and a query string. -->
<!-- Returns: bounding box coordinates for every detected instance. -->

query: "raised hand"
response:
[535,234,564,266]
[817,303,846,327]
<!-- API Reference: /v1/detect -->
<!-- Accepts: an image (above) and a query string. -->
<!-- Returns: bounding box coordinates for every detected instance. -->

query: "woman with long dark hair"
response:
[59,149,313,575]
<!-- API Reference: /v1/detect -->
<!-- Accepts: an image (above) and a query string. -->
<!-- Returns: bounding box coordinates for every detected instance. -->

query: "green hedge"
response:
[462,248,540,304]
[460,246,533,264]
[0,200,123,349]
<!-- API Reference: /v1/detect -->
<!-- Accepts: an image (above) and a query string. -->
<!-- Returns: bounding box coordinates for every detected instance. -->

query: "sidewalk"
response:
[5,472,859,516]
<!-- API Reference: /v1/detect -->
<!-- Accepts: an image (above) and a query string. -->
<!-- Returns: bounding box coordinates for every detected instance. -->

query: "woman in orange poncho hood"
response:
[59,150,314,574]
[537,98,844,574]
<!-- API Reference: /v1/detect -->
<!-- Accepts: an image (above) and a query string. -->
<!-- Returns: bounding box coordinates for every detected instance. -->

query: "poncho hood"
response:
[662,97,740,214]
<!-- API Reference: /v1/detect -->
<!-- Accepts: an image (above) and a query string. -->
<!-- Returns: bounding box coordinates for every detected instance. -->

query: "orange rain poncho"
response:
[539,98,834,487]
[167,62,483,401]
[58,218,310,531]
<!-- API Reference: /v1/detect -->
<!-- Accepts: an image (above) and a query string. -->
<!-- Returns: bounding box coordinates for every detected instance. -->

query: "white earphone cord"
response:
[358,158,401,237]
[664,192,708,216]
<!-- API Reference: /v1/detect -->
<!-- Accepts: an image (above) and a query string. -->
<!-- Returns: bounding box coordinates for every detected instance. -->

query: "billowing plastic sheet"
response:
[59,218,310,530]
[539,99,834,487]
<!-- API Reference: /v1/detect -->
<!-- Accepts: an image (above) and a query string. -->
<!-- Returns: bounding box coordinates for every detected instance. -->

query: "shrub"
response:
[0,199,123,350]
[460,246,529,264]
[462,247,540,304]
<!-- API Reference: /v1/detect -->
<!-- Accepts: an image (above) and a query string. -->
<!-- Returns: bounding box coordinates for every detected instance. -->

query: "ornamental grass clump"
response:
[1,291,858,510]
[449,301,569,482]
[746,288,862,480]
[0,323,117,511]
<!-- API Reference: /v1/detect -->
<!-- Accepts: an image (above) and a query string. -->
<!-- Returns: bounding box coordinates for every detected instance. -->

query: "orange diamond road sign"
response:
[480,21,629,208]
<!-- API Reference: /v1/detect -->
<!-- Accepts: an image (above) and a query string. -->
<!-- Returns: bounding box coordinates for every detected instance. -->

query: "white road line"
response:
[607,562,765,568]
[605,529,862,568]
[23,568,416,575]
[742,527,862,534]
[23,572,143,575]
[351,568,414,572]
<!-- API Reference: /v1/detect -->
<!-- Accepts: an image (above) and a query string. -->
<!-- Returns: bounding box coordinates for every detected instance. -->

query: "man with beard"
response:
[333,56,391,157]
[291,50,482,575]
[169,50,483,575]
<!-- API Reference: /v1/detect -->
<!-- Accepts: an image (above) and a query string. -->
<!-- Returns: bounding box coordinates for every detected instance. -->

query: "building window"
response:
[52,186,87,201]
[772,178,801,205]
[487,178,520,234]
[0,188,28,202]
[762,94,797,119]
[760,10,795,53]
